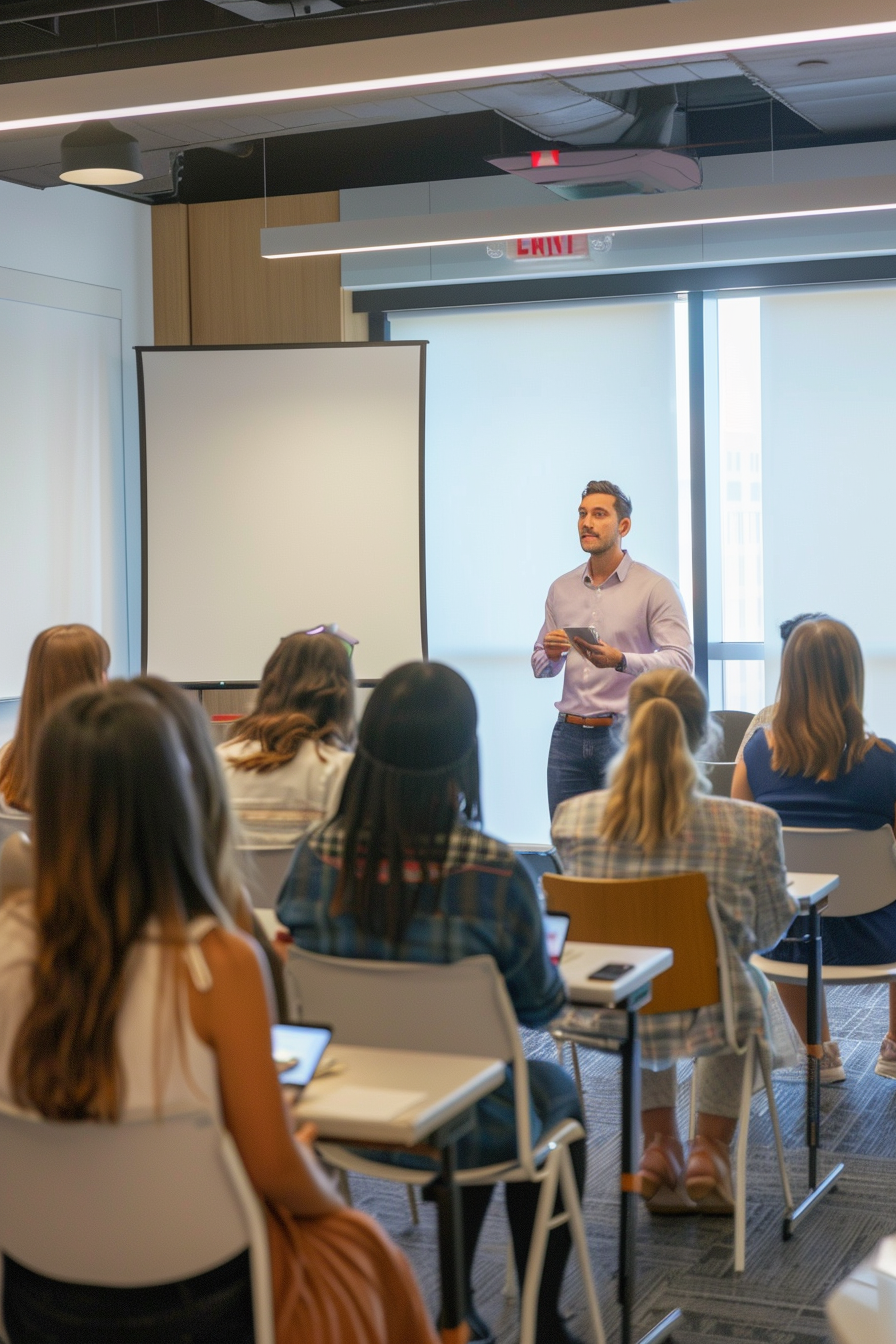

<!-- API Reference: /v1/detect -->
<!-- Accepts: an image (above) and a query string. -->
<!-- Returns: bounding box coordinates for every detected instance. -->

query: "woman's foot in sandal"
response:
[685,1135,735,1214]
[639,1135,698,1214]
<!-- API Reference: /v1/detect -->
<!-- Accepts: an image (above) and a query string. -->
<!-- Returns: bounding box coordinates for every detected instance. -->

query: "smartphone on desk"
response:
[543,911,571,966]
[271,1023,332,1089]
[587,962,635,982]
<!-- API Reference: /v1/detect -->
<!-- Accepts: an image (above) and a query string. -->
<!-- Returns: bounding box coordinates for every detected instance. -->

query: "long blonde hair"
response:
[599,669,707,853]
[771,618,885,781]
[0,624,110,812]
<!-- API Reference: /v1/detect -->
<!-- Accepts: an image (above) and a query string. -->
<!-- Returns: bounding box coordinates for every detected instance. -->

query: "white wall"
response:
[0,180,153,723]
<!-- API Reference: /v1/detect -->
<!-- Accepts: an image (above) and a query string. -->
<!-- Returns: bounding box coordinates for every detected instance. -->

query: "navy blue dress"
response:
[744,730,896,965]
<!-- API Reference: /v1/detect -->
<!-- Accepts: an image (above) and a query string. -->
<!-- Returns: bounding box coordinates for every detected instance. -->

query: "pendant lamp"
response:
[59,120,143,185]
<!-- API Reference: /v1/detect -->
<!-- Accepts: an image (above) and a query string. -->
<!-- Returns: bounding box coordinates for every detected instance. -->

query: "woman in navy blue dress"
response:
[732,618,896,1084]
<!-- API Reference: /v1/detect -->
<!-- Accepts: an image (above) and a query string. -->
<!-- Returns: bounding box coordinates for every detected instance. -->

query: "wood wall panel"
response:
[187,192,342,346]
[151,203,191,345]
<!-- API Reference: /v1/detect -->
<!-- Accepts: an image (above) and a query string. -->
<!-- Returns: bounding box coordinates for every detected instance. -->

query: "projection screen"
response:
[139,343,426,684]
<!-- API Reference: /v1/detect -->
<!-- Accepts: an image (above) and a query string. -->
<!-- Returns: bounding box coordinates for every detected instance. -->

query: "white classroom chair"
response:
[238,847,295,909]
[753,825,896,994]
[285,948,605,1344]
[0,1103,274,1344]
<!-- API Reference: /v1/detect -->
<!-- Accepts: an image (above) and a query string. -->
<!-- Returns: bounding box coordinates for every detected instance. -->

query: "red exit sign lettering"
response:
[514,235,588,259]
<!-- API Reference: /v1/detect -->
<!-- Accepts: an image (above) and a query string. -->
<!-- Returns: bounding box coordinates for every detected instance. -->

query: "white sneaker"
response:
[819,1040,845,1084]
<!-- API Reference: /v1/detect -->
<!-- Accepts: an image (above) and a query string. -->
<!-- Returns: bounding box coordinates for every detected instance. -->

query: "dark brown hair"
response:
[581,480,632,521]
[333,662,480,948]
[0,624,110,812]
[10,683,223,1121]
[228,632,354,773]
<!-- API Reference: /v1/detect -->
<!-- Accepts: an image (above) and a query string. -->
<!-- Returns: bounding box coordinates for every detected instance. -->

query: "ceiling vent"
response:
[490,87,701,199]
[206,0,343,18]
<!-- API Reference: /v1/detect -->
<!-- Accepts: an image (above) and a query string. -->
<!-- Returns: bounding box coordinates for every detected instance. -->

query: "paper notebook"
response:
[300,1085,427,1123]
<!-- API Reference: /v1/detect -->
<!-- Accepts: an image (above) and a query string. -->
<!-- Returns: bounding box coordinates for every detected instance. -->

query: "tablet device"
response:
[563,627,599,649]
[272,1023,332,1088]
[544,911,571,965]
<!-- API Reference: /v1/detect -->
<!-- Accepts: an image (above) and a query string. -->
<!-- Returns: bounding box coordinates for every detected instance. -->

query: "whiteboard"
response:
[139,344,425,684]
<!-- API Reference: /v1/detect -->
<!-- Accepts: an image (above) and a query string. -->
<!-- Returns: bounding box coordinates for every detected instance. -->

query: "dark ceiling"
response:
[0,0,667,81]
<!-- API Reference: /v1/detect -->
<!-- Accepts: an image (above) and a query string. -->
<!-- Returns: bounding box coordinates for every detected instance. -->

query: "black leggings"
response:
[2,1251,254,1344]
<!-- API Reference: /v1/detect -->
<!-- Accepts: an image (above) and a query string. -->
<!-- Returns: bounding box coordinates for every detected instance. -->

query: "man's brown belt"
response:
[562,713,614,728]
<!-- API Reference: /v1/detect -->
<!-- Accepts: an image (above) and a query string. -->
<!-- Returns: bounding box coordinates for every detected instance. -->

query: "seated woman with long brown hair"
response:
[732,617,896,1084]
[0,624,110,898]
[218,632,355,850]
[0,623,109,819]
[0,683,437,1344]
[553,668,796,1214]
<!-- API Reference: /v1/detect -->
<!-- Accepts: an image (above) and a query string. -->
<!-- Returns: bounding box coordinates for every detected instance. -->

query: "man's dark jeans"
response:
[547,716,620,818]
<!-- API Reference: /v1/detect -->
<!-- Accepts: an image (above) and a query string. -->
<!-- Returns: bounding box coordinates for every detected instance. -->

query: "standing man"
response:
[533,479,694,816]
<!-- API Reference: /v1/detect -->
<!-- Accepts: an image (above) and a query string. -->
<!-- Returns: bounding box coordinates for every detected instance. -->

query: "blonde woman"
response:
[218,632,354,850]
[553,669,796,1213]
[732,618,896,1083]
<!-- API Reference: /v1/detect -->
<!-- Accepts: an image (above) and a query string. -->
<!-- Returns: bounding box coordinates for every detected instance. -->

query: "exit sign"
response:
[513,235,589,260]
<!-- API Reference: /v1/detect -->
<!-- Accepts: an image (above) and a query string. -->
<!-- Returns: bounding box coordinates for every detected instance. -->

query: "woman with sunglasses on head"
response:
[218,632,355,851]
[278,662,582,1344]
[0,682,437,1344]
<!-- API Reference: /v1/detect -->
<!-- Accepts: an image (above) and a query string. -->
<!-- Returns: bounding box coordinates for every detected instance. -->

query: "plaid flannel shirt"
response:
[276,821,567,1166]
[550,792,798,1064]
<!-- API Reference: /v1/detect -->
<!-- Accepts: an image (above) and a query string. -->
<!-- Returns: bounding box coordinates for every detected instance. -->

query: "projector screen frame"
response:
[136,340,428,687]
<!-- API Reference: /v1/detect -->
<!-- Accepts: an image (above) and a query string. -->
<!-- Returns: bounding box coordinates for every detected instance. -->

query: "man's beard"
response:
[582,533,617,556]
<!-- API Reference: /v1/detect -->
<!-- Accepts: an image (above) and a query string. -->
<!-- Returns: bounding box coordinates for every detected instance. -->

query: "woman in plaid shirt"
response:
[552,669,796,1215]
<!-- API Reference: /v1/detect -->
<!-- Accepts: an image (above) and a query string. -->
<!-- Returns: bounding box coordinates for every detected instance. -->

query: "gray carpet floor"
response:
[344,984,896,1342]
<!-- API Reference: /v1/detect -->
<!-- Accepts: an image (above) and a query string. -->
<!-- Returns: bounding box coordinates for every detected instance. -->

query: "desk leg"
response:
[783,902,842,1239]
[432,1140,470,1344]
[619,1005,682,1344]
[619,1006,640,1344]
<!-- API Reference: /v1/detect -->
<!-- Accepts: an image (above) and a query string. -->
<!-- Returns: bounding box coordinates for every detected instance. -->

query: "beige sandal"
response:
[685,1136,735,1214]
[639,1136,698,1215]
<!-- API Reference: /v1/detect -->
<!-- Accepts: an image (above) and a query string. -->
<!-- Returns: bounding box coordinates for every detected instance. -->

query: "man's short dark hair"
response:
[779,612,829,646]
[581,480,632,521]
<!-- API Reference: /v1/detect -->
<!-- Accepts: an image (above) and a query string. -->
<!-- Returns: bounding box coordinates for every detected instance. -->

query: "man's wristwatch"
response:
[614,654,627,674]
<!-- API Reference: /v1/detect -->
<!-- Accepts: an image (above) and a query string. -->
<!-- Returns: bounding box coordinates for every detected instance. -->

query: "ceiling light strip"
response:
[260,174,896,258]
[2,6,896,132]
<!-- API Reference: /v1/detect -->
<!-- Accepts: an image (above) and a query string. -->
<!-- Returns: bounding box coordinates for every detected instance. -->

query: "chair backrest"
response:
[238,847,294,909]
[284,948,533,1171]
[709,709,757,762]
[0,1105,273,1343]
[782,825,896,917]
[703,761,735,798]
[542,871,721,1016]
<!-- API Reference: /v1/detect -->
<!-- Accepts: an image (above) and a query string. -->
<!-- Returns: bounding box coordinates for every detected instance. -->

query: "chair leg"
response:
[559,1143,606,1344]
[687,1061,698,1142]
[503,1240,517,1298]
[338,1169,353,1206]
[733,1037,755,1275]
[757,1042,794,1213]
[406,1183,420,1225]
[571,1042,585,1117]
[555,1036,565,1066]
[519,1153,561,1344]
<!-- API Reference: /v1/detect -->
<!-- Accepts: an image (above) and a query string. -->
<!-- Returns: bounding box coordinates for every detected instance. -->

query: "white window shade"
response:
[390,297,684,844]
[760,283,896,737]
[140,344,425,685]
[0,299,125,700]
